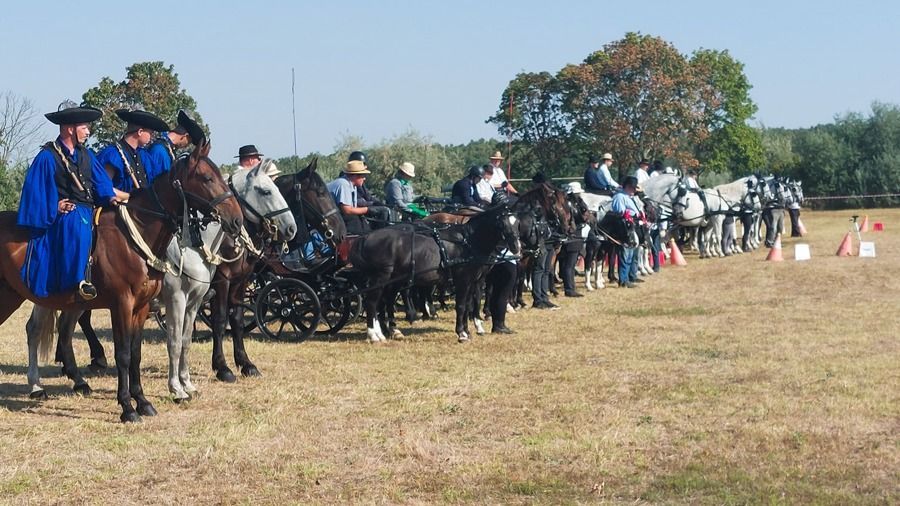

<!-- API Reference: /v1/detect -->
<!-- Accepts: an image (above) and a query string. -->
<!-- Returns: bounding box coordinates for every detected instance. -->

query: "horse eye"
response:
[256,186,272,196]
[202,175,213,183]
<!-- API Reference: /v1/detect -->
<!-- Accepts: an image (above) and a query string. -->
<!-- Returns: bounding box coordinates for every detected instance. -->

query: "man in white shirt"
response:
[475,164,495,204]
[488,151,518,195]
[634,158,650,185]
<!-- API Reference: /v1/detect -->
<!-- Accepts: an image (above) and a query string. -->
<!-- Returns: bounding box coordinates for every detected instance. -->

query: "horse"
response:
[13,141,243,422]
[164,161,296,402]
[349,203,521,343]
[204,158,343,383]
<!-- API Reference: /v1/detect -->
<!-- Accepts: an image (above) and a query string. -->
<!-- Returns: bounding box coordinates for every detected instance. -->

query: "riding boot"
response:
[78,260,97,301]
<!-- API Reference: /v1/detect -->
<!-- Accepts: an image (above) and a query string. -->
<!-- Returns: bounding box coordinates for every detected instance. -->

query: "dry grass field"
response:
[0,209,898,504]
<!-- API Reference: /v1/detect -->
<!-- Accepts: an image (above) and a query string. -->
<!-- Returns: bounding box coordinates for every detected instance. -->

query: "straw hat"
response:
[489,151,504,160]
[565,182,585,194]
[260,159,282,179]
[602,153,614,161]
[398,162,415,178]
[344,160,371,175]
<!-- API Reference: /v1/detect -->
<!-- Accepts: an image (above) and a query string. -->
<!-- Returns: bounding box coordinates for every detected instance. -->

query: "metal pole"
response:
[507,91,514,179]
[291,68,298,167]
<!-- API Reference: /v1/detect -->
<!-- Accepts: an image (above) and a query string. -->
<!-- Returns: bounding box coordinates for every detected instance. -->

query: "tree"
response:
[487,71,574,177]
[0,91,43,168]
[82,62,205,147]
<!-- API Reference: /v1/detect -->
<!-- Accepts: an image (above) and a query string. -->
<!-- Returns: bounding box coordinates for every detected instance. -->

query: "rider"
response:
[97,109,170,194]
[327,159,372,235]
[17,101,124,300]
[612,176,640,288]
[146,110,203,172]
[384,162,426,219]
[451,165,489,210]
[585,153,619,194]
[488,151,518,195]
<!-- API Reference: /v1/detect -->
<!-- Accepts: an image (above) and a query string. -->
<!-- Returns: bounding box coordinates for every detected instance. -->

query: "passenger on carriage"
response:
[96,109,170,194]
[634,158,651,185]
[475,164,496,204]
[146,110,202,171]
[584,152,619,194]
[488,151,518,195]
[17,101,124,300]
[451,165,491,210]
[327,159,373,235]
[384,162,427,219]
[347,151,391,228]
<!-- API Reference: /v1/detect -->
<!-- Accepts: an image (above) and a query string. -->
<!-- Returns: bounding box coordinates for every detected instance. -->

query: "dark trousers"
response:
[344,214,370,235]
[560,240,582,295]
[487,261,517,329]
[788,207,801,237]
[721,215,735,254]
[762,208,784,247]
[650,228,661,272]
[531,245,553,305]
[366,206,392,229]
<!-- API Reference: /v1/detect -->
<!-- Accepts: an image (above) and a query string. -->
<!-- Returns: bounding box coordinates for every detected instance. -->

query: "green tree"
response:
[82,61,205,148]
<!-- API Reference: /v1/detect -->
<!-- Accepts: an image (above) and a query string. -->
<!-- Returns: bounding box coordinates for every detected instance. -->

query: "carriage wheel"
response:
[316,295,354,336]
[255,279,321,342]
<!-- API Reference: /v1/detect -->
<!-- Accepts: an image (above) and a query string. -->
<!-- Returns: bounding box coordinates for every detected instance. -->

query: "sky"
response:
[1,0,898,164]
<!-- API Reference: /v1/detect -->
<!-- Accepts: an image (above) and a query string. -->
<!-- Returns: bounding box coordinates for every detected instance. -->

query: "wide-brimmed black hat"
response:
[236,145,264,159]
[45,100,102,125]
[175,109,205,143]
[588,154,599,164]
[116,109,170,133]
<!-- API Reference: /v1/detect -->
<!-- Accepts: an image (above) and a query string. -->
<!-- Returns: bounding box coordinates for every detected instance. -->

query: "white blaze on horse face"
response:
[507,215,517,226]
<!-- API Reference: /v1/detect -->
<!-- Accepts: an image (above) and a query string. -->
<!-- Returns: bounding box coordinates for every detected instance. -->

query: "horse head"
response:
[231,161,297,242]
[276,157,346,246]
[468,204,521,257]
[174,140,243,235]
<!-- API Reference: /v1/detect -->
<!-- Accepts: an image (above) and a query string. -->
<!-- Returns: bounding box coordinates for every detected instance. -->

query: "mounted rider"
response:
[96,109,170,194]
[16,101,124,300]
[146,110,204,172]
[585,153,620,195]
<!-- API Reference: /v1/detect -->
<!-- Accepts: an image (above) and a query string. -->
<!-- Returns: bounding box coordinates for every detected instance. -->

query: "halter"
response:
[291,174,340,243]
[228,176,292,243]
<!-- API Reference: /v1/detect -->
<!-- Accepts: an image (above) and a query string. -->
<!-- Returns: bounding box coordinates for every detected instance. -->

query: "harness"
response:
[229,176,292,242]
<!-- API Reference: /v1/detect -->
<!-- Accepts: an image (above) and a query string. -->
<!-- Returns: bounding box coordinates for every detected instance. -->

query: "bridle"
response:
[291,172,340,245]
[229,174,292,243]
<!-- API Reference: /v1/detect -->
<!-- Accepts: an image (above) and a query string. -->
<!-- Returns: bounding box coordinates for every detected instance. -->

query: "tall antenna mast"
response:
[507,91,514,179]
[291,68,298,161]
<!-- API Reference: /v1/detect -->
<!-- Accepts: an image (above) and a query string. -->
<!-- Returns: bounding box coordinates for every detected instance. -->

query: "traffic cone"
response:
[859,215,869,232]
[797,218,808,236]
[835,232,853,256]
[765,234,784,262]
[668,239,687,266]
[658,251,666,266]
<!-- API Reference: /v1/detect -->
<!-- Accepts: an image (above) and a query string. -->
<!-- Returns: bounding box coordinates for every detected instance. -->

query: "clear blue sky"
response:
[1,0,898,163]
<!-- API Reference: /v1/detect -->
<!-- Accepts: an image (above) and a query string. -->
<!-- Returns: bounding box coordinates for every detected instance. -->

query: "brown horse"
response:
[4,141,243,422]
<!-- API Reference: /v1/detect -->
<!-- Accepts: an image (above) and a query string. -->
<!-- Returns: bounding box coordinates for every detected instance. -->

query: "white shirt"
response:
[599,163,619,188]
[489,166,508,189]
[634,167,650,185]
[475,178,494,202]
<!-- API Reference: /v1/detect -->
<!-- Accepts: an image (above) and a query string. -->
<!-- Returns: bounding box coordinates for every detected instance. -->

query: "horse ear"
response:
[306,157,318,173]
[200,139,211,158]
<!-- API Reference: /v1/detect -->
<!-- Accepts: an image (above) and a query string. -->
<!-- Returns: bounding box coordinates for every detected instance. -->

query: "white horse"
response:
[165,161,295,402]
[24,161,296,401]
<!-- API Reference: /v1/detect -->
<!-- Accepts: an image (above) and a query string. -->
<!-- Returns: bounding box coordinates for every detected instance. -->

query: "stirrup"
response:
[78,281,98,301]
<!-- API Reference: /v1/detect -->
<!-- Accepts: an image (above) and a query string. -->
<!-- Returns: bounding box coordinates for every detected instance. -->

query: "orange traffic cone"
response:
[797,218,808,236]
[766,234,784,262]
[668,239,687,266]
[859,215,869,232]
[835,232,853,256]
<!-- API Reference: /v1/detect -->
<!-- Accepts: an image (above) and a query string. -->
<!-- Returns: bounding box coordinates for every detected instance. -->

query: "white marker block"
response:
[859,241,876,258]
[794,243,811,261]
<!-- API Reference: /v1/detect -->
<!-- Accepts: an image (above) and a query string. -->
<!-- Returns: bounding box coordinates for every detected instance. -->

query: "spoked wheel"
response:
[255,278,321,342]
[316,294,354,336]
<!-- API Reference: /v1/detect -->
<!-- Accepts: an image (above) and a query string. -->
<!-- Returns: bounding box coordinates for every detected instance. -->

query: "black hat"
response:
[588,154,599,164]
[652,160,664,172]
[236,145,264,158]
[639,158,650,166]
[348,151,367,164]
[176,109,205,143]
[115,109,170,133]
[467,165,484,178]
[532,171,548,184]
[622,175,639,188]
[45,100,102,125]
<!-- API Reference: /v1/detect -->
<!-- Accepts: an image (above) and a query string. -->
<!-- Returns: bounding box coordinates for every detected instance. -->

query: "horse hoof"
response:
[457,333,470,343]
[241,366,262,377]
[138,403,158,417]
[29,389,48,400]
[121,412,142,423]
[391,329,404,339]
[73,383,92,396]
[216,369,237,383]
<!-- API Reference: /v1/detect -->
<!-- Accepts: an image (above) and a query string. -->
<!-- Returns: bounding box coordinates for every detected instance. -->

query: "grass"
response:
[0,209,898,504]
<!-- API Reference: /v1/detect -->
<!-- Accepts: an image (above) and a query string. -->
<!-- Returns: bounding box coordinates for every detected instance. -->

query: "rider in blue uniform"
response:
[145,110,203,172]
[96,109,170,194]
[17,101,124,299]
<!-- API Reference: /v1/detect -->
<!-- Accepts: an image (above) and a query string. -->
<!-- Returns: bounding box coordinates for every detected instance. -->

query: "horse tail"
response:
[31,306,60,365]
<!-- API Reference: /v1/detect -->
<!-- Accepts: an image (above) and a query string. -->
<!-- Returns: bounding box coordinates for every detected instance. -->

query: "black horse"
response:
[349,204,520,343]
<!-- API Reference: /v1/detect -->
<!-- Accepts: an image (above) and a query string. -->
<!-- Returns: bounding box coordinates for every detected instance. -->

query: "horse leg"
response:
[453,269,475,342]
[210,279,236,383]
[228,282,259,377]
[77,310,109,373]
[179,289,205,398]
[165,289,190,401]
[364,280,387,342]
[25,304,54,399]
[401,288,417,324]
[56,310,92,395]
[108,304,139,422]
[385,286,404,339]
[128,304,156,418]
